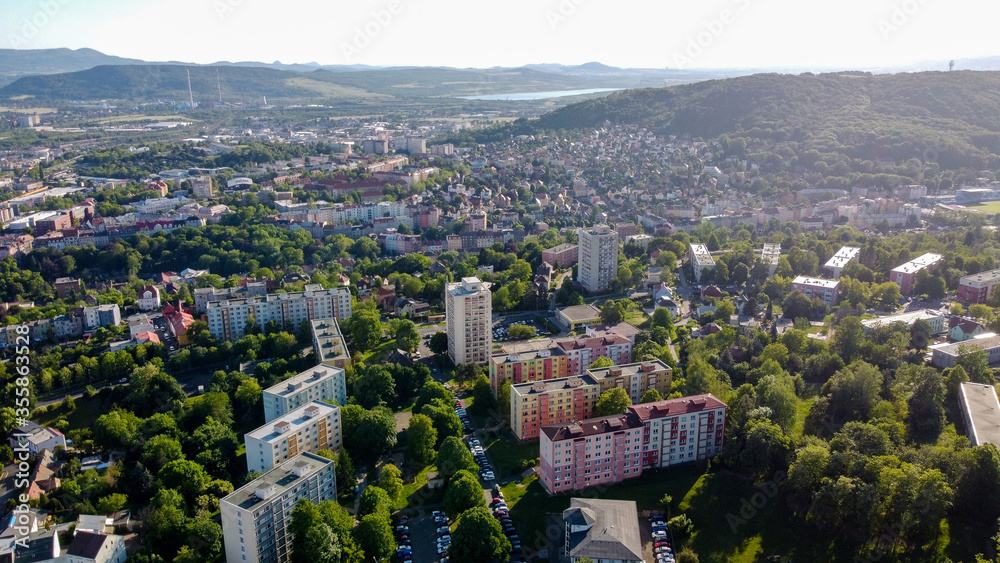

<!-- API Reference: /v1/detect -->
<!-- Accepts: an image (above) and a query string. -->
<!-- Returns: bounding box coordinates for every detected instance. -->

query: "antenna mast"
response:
[949,60,955,71]
[187,68,195,108]
[217,68,223,103]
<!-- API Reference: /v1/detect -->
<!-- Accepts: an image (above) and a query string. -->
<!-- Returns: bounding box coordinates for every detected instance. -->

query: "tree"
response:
[957,344,993,384]
[379,464,404,505]
[428,331,449,356]
[358,486,392,520]
[157,459,210,499]
[906,370,946,440]
[601,301,625,324]
[454,363,482,385]
[821,361,882,423]
[300,524,342,563]
[406,413,438,465]
[413,382,454,414]
[141,435,184,472]
[588,356,614,369]
[336,449,356,497]
[346,308,383,352]
[640,389,662,403]
[444,470,486,516]
[395,320,421,353]
[353,366,397,408]
[781,290,812,320]
[652,307,675,333]
[909,319,933,351]
[340,405,397,464]
[436,436,477,480]
[507,324,537,340]
[594,388,632,416]
[449,506,511,563]
[355,514,395,561]
[668,514,695,544]
[660,493,673,519]
[420,401,462,445]
[96,493,127,513]
[93,409,141,450]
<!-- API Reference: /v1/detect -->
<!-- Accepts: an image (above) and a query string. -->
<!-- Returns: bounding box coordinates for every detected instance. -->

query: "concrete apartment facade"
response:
[791,276,840,305]
[577,225,618,292]
[445,277,492,365]
[958,382,1000,447]
[958,269,1000,304]
[824,246,860,278]
[245,401,342,473]
[890,252,943,295]
[262,365,347,423]
[689,243,715,282]
[206,285,352,342]
[311,318,352,368]
[221,452,336,563]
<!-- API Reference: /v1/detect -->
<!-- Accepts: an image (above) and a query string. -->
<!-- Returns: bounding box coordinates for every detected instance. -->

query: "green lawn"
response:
[971,201,1000,214]
[399,464,444,512]
[483,431,539,479]
[33,394,105,430]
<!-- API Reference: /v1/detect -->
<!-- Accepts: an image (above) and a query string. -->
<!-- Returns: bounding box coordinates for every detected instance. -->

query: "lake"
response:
[457,88,623,101]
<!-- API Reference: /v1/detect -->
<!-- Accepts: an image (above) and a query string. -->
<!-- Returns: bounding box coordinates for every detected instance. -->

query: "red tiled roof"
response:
[628,394,727,421]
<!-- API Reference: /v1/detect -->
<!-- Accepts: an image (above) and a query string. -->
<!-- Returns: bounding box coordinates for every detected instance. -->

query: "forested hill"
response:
[534,71,1000,169]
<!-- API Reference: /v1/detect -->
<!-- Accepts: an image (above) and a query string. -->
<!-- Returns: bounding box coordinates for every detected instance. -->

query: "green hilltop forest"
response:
[512,71,1000,173]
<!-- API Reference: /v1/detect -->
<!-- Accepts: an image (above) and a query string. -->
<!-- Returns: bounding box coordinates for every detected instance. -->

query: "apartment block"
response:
[556,335,633,377]
[539,412,646,493]
[221,452,336,563]
[206,285,352,342]
[861,309,946,335]
[890,252,943,295]
[958,269,1000,304]
[262,365,347,423]
[190,176,213,199]
[823,246,860,278]
[958,382,1000,447]
[137,285,161,311]
[931,334,1000,369]
[245,401,342,473]
[510,360,672,441]
[791,276,840,306]
[489,348,569,393]
[311,318,352,368]
[630,394,727,470]
[689,243,715,282]
[194,282,269,313]
[542,243,579,267]
[445,277,492,365]
[511,374,601,441]
[586,360,673,405]
[538,393,726,494]
[577,225,618,292]
[760,243,782,276]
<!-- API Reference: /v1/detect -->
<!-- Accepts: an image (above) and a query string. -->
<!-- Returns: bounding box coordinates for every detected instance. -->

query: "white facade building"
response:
[245,401,342,473]
[262,365,347,423]
[577,225,619,292]
[445,277,492,365]
[206,285,352,342]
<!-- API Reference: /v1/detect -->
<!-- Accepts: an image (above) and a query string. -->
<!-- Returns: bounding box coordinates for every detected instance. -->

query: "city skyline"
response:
[1,0,999,71]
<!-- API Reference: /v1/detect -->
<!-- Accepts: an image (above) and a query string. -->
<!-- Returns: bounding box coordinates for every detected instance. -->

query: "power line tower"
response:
[949,60,955,71]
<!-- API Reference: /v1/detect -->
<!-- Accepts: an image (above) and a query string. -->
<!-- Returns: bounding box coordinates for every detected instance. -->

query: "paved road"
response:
[37,367,216,408]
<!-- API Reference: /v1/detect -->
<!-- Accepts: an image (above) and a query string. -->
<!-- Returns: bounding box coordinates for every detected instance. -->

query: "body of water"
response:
[457,87,623,101]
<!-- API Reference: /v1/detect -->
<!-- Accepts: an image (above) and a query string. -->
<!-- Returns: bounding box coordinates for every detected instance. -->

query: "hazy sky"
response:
[1,0,997,70]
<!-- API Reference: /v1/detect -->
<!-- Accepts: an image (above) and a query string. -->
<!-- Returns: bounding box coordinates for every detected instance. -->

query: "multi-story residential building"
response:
[206,285,352,342]
[689,243,715,282]
[791,276,840,305]
[630,394,727,469]
[861,309,946,335]
[8,421,67,456]
[556,335,633,379]
[54,277,83,299]
[262,365,347,423]
[137,285,161,311]
[194,282,270,314]
[890,252,943,295]
[510,360,672,441]
[586,360,673,405]
[542,243,579,267]
[563,499,643,563]
[221,452,336,563]
[245,401,342,473]
[445,277,492,365]
[311,318,351,368]
[539,412,645,493]
[823,246,860,278]
[577,225,618,292]
[958,269,1000,304]
[511,374,601,441]
[190,176,213,199]
[466,211,487,231]
[931,334,1000,369]
[760,243,782,276]
[958,382,1000,447]
[83,304,121,330]
[489,348,570,392]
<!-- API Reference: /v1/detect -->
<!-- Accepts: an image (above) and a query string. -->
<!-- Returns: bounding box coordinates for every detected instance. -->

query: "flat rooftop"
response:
[933,333,1000,357]
[206,285,350,309]
[511,372,601,396]
[311,318,350,363]
[544,243,578,253]
[959,382,1000,446]
[690,243,715,266]
[221,452,332,511]
[861,309,944,329]
[587,359,672,380]
[761,243,782,264]
[892,253,943,274]
[792,276,840,289]
[961,268,1000,286]
[264,365,343,397]
[245,400,339,441]
[558,304,602,322]
[824,246,861,268]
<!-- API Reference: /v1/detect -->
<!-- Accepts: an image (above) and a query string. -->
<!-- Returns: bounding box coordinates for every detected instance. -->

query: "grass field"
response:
[482,431,539,479]
[971,201,1000,214]
[33,394,104,429]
